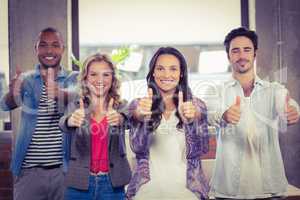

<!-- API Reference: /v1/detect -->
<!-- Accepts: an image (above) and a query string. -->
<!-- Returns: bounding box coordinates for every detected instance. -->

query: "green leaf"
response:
[71,54,83,70]
[111,47,131,64]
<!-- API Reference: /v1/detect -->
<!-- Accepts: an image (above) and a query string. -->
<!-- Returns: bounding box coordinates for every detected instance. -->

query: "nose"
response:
[239,50,248,59]
[161,69,173,77]
[97,74,105,82]
[45,45,55,54]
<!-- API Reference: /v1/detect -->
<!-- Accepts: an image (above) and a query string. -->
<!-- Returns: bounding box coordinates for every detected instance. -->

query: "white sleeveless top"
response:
[238,97,265,198]
[135,111,197,200]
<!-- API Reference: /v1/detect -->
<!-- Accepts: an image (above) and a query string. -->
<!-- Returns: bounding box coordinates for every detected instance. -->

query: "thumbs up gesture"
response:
[67,98,85,127]
[223,96,241,124]
[136,88,153,121]
[9,66,23,97]
[178,91,197,123]
[107,98,123,126]
[45,68,60,100]
[285,95,299,125]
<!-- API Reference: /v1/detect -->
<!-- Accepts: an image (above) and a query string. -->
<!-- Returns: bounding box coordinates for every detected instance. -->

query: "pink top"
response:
[90,117,109,173]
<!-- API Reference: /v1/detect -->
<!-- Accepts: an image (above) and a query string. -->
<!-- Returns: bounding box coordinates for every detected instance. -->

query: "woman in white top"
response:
[126,47,210,200]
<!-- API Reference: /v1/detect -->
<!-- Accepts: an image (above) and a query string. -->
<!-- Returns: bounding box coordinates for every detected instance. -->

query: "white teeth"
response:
[161,80,174,83]
[45,57,54,60]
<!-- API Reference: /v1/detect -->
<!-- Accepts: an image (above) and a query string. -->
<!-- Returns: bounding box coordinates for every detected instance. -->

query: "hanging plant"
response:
[111,46,130,64]
[71,53,83,71]
[71,46,131,73]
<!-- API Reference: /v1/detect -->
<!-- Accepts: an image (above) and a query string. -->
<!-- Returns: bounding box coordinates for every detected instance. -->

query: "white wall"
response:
[79,0,241,45]
[0,0,9,84]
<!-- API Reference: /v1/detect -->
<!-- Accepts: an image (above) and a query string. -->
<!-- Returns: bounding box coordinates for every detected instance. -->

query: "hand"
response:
[67,98,85,127]
[107,98,123,126]
[45,68,61,99]
[285,95,299,125]
[178,91,197,123]
[9,67,23,97]
[137,88,153,120]
[223,96,241,124]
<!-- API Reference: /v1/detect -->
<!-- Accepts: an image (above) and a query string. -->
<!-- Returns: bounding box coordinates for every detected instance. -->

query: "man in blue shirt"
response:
[210,27,299,200]
[0,27,78,200]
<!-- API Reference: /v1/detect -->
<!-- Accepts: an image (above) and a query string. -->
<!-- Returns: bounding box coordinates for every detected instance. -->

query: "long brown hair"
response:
[146,47,192,130]
[80,53,121,108]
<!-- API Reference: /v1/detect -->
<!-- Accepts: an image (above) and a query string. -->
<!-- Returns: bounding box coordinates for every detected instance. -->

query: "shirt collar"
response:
[226,74,265,87]
[33,64,69,79]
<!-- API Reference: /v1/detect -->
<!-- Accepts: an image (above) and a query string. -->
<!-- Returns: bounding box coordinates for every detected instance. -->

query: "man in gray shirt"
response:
[210,27,299,200]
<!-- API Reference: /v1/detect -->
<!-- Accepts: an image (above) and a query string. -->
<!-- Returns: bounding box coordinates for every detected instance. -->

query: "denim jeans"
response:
[65,174,125,200]
[215,197,284,200]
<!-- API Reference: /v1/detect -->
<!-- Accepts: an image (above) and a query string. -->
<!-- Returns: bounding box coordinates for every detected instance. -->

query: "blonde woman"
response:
[59,53,131,200]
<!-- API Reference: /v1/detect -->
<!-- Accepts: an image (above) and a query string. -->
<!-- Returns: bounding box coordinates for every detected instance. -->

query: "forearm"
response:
[59,114,76,133]
[0,91,20,110]
[184,100,210,156]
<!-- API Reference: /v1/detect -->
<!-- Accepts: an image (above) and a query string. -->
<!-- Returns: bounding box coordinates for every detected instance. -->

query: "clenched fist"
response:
[68,99,85,127]
[178,91,198,123]
[136,88,153,121]
[106,98,123,126]
[285,95,300,125]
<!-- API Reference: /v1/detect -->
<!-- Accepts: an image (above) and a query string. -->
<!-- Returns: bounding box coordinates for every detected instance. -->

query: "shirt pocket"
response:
[251,88,275,124]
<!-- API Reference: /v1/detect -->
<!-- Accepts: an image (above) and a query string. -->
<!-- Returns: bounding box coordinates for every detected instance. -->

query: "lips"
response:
[45,56,55,60]
[95,85,105,89]
[237,59,248,66]
[160,80,175,84]
[42,55,57,61]
[92,83,106,90]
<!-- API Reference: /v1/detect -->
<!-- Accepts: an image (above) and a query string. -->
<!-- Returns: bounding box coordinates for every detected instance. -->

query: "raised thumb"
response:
[178,90,184,106]
[147,88,153,99]
[285,94,290,111]
[79,98,84,110]
[47,68,55,85]
[235,96,241,107]
[108,98,114,111]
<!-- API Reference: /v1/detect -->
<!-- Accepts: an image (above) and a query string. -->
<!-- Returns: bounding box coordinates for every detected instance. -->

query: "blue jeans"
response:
[65,174,125,200]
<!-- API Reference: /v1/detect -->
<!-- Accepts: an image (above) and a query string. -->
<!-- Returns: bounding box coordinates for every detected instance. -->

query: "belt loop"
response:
[90,171,109,176]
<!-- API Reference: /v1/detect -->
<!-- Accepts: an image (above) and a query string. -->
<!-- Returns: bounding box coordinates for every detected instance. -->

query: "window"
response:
[198,50,229,74]
[79,0,243,159]
[0,0,10,131]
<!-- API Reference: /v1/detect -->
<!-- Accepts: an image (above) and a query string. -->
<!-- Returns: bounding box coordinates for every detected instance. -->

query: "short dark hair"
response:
[36,27,64,43]
[40,27,59,34]
[224,27,258,54]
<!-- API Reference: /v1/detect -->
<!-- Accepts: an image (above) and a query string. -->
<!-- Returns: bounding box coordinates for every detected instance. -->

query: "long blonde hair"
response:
[80,53,121,108]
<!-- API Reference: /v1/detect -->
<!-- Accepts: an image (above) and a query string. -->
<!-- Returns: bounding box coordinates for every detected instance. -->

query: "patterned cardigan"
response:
[126,97,210,200]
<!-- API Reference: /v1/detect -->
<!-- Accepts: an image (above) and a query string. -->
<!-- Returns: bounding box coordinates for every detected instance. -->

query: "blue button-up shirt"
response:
[0,65,78,176]
[210,76,299,198]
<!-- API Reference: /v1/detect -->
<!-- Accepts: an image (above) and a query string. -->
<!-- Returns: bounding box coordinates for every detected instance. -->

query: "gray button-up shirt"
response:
[209,76,299,198]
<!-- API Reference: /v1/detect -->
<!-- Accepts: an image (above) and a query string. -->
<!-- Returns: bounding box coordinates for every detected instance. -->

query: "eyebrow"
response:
[89,70,113,73]
[156,64,180,68]
[38,41,61,45]
[231,46,253,51]
[231,47,240,51]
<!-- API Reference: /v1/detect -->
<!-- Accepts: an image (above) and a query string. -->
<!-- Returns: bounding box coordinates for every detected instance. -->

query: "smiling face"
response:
[153,54,181,95]
[85,61,113,98]
[35,31,64,69]
[229,36,256,75]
